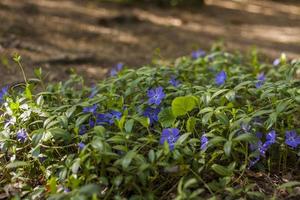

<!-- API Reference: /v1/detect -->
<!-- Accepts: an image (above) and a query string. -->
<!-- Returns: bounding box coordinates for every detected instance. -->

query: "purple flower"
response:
[266,130,276,144]
[0,86,8,103]
[255,73,266,88]
[79,125,87,135]
[285,130,300,148]
[89,86,97,98]
[110,63,124,76]
[256,132,263,139]
[215,71,226,86]
[273,58,280,66]
[64,188,70,193]
[201,135,208,150]
[160,128,180,151]
[83,104,98,114]
[147,87,165,105]
[96,110,122,125]
[169,77,180,87]
[143,107,160,125]
[89,118,95,128]
[191,49,206,59]
[249,156,260,169]
[250,140,263,152]
[17,129,27,143]
[78,142,85,150]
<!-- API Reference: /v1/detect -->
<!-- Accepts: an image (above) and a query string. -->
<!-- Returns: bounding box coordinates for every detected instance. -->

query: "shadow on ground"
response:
[0,0,299,85]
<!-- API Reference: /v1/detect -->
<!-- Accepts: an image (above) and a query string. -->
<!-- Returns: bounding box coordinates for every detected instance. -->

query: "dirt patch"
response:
[0,0,299,85]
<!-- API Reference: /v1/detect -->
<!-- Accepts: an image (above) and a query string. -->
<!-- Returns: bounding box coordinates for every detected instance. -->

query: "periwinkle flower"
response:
[17,129,27,143]
[79,125,87,135]
[191,49,206,59]
[0,86,8,103]
[147,87,165,105]
[201,135,208,150]
[83,104,98,114]
[255,73,266,88]
[215,70,226,86]
[89,118,95,128]
[96,110,122,125]
[78,142,85,150]
[169,77,180,87]
[160,128,180,151]
[143,107,160,125]
[89,86,97,99]
[285,130,300,148]
[273,58,280,66]
[110,63,124,76]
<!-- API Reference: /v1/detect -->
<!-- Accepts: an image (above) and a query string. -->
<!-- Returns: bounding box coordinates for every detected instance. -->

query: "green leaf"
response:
[172,96,197,117]
[48,128,71,142]
[233,133,257,142]
[31,129,44,146]
[66,106,77,118]
[72,158,81,174]
[136,116,150,128]
[125,119,135,133]
[122,150,136,169]
[186,117,196,133]
[224,140,232,157]
[148,150,155,163]
[277,181,300,189]
[75,114,90,128]
[176,132,191,145]
[276,100,291,113]
[211,89,229,100]
[158,107,176,128]
[215,112,229,126]
[211,164,233,177]
[6,161,29,169]
[79,184,100,195]
[202,112,213,125]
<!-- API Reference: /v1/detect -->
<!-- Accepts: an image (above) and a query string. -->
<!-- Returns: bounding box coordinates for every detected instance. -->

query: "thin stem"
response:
[16,60,28,84]
[189,167,214,195]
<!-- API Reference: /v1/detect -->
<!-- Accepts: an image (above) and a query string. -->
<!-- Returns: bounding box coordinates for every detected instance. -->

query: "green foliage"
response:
[0,48,300,199]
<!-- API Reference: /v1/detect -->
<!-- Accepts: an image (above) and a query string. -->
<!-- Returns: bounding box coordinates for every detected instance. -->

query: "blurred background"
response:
[0,0,299,85]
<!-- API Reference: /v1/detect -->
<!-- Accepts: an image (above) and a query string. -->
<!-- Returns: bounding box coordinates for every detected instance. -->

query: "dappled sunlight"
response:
[0,0,299,85]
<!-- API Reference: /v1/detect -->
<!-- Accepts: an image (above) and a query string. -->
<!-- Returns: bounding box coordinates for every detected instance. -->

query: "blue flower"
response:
[147,87,165,105]
[160,128,180,151]
[83,104,98,114]
[79,125,87,135]
[110,63,124,76]
[169,77,180,87]
[191,49,206,59]
[266,130,276,144]
[250,140,263,152]
[78,142,85,150]
[89,118,95,128]
[17,129,27,143]
[89,86,97,98]
[143,107,160,125]
[0,86,8,103]
[285,130,300,148]
[96,110,122,125]
[255,73,266,88]
[201,135,208,150]
[273,58,280,66]
[215,70,226,86]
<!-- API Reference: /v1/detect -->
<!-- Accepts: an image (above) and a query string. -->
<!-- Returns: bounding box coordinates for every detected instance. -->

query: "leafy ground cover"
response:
[0,47,300,199]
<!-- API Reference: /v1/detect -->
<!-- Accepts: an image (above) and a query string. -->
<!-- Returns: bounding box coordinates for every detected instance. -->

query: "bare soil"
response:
[0,0,299,85]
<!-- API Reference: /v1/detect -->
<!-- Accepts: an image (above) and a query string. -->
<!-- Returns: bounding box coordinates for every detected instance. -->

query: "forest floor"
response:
[0,0,299,85]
